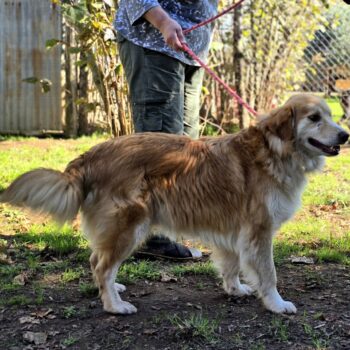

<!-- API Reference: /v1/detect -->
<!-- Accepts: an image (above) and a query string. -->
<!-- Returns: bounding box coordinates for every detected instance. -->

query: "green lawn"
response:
[326,97,344,122]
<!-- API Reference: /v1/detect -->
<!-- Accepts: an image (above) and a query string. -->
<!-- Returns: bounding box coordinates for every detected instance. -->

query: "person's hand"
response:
[158,17,185,51]
[143,6,186,51]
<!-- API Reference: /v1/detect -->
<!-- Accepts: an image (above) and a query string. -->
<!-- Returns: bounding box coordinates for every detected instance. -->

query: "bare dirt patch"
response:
[1,254,349,350]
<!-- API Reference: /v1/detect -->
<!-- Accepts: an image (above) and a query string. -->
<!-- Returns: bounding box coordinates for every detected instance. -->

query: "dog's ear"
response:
[260,105,295,141]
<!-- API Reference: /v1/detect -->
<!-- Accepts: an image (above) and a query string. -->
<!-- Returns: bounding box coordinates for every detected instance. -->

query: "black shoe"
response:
[136,236,202,260]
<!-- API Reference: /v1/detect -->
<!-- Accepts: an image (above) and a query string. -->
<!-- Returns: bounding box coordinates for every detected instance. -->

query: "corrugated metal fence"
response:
[0,0,63,135]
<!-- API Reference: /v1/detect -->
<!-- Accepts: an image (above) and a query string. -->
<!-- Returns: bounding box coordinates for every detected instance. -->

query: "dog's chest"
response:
[267,182,305,230]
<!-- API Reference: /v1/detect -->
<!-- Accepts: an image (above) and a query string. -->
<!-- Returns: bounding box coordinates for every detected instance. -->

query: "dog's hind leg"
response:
[90,251,126,293]
[93,220,150,314]
[211,247,253,297]
[240,234,296,314]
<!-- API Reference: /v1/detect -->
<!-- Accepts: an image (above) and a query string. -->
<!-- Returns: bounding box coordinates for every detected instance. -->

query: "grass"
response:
[0,135,105,190]
[62,306,78,319]
[79,282,98,297]
[168,312,220,343]
[6,295,31,306]
[170,261,216,277]
[275,147,350,265]
[270,316,289,342]
[117,260,161,284]
[302,312,330,349]
[61,336,79,347]
[326,97,344,122]
[61,267,84,283]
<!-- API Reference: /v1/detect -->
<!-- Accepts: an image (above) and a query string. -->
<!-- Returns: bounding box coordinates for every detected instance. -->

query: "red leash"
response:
[183,0,247,35]
[181,43,258,117]
[182,0,258,117]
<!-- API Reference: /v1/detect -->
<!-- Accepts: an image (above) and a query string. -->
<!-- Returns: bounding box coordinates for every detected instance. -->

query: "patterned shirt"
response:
[114,0,218,66]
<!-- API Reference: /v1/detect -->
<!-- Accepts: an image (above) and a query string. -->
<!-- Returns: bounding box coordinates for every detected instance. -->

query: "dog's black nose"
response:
[338,131,349,144]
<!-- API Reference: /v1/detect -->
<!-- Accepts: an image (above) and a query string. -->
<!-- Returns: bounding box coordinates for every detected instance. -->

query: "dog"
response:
[1,94,348,315]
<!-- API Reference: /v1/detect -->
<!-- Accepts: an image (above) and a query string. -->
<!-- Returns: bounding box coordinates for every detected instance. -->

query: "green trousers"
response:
[118,37,204,139]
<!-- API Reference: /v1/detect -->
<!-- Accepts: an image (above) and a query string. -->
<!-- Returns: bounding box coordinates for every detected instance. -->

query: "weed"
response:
[61,267,84,283]
[33,283,45,305]
[316,246,348,264]
[40,260,69,273]
[301,311,330,349]
[168,312,220,342]
[121,336,133,349]
[7,295,31,306]
[170,261,216,277]
[303,321,329,349]
[231,332,243,347]
[270,316,289,342]
[250,341,266,350]
[118,260,161,284]
[63,306,78,319]
[74,249,91,262]
[152,314,164,326]
[196,281,205,290]
[0,283,21,292]
[0,238,8,249]
[0,264,23,279]
[21,224,88,256]
[79,282,98,297]
[27,255,40,271]
[61,336,79,347]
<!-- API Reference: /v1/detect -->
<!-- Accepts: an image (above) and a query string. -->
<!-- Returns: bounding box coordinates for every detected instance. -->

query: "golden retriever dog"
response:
[1,94,348,315]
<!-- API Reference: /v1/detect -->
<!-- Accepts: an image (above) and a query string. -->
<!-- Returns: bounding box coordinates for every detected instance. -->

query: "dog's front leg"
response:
[240,234,297,314]
[211,247,253,297]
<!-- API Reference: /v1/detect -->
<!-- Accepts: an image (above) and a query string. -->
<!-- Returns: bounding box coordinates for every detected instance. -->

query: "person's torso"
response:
[115,0,218,65]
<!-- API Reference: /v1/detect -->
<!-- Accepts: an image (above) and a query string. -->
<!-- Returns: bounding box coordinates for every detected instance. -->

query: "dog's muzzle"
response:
[308,131,349,156]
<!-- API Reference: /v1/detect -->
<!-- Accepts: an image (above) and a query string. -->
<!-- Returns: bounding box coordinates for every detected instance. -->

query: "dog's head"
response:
[259,94,349,157]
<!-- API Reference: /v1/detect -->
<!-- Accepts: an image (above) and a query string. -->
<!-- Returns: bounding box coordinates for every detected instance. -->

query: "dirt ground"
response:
[1,256,349,350]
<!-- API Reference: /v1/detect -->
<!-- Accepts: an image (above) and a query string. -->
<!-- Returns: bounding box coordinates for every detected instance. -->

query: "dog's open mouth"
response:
[308,138,340,156]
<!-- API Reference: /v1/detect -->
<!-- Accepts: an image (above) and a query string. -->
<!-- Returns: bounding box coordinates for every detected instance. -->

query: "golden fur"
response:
[1,94,348,314]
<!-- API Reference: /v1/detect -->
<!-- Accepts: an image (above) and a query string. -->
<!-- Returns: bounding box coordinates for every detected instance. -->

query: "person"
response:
[114,0,218,259]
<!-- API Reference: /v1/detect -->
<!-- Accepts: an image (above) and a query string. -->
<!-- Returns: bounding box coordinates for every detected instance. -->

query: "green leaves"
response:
[22,77,52,93]
[22,77,39,84]
[45,38,61,50]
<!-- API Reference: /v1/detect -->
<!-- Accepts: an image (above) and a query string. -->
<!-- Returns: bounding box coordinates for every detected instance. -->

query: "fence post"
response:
[233,6,245,128]
[64,24,78,138]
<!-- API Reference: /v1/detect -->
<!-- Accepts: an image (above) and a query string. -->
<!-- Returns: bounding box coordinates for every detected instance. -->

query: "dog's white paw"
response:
[114,283,126,293]
[104,300,137,315]
[263,291,297,314]
[224,282,254,297]
[237,284,254,296]
[266,300,297,314]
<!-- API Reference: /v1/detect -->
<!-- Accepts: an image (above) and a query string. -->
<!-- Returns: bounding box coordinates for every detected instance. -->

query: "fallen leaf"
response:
[23,331,47,345]
[151,306,161,311]
[143,329,158,335]
[13,273,27,285]
[19,316,40,325]
[31,309,53,318]
[0,253,13,264]
[160,272,177,283]
[290,256,314,265]
[48,331,60,336]
[186,302,202,310]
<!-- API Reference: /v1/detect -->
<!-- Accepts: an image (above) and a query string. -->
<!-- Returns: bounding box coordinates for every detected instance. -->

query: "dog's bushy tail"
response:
[0,160,84,224]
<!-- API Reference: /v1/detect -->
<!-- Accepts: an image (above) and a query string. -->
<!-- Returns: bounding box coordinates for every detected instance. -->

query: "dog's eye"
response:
[308,114,321,122]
